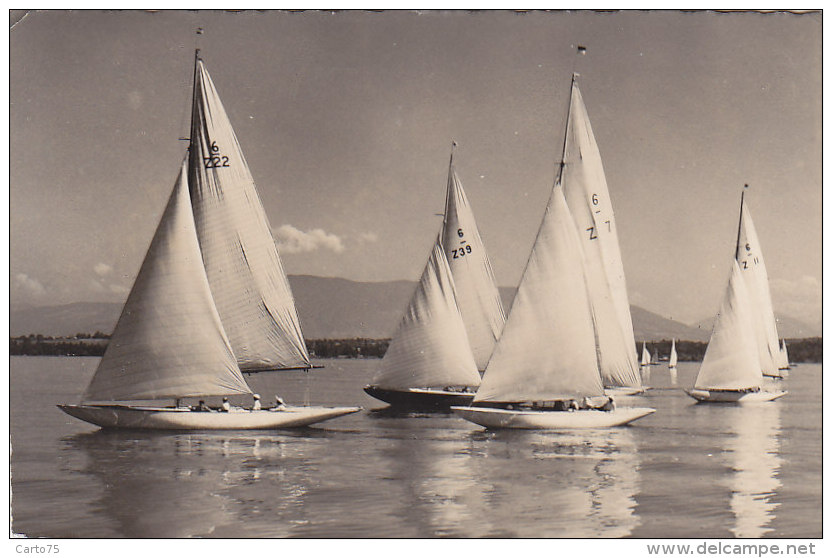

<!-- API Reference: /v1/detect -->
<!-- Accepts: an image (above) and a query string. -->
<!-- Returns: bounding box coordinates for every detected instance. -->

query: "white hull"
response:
[685,389,787,403]
[59,404,361,430]
[604,386,646,397]
[450,405,655,429]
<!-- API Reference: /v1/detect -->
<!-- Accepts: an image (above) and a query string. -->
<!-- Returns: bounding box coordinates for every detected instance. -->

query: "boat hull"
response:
[685,389,787,403]
[450,406,655,429]
[363,385,475,410]
[58,404,361,430]
[604,386,646,397]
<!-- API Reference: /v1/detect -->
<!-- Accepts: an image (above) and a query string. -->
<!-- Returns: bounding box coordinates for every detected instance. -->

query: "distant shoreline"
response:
[9,335,822,363]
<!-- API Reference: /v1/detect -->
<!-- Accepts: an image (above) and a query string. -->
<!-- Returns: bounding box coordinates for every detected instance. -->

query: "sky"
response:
[8,9,822,328]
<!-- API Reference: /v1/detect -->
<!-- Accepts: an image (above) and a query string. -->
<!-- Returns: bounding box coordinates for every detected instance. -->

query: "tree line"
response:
[639,338,822,364]
[9,334,822,362]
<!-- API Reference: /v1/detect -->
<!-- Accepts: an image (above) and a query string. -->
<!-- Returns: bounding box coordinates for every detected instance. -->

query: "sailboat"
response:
[451,183,654,429]
[778,339,791,370]
[640,343,651,368]
[364,147,502,409]
[735,188,785,379]
[668,338,678,369]
[58,53,360,430]
[685,260,786,404]
[559,73,643,396]
[439,145,506,372]
[363,241,482,409]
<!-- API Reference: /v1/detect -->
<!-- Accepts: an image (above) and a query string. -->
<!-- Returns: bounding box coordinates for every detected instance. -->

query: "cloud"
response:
[94,262,113,277]
[13,273,46,299]
[274,224,345,254]
[769,274,821,324]
[109,283,130,295]
[358,232,378,244]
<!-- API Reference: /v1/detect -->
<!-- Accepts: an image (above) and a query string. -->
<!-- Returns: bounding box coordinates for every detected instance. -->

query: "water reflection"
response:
[379,427,641,537]
[719,403,782,538]
[473,429,640,537]
[61,429,325,537]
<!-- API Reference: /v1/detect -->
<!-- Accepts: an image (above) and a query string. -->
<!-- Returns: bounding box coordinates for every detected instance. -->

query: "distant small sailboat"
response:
[640,343,651,368]
[778,339,791,371]
[668,338,678,369]
[364,241,481,409]
[559,72,643,395]
[686,260,786,404]
[735,187,785,380]
[439,144,506,371]
[452,183,654,429]
[58,52,360,429]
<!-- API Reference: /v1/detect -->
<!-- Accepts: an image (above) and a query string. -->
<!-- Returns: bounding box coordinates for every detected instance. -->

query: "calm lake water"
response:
[10,357,821,538]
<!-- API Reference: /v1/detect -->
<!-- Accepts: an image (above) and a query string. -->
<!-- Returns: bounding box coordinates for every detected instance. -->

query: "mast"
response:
[735,184,748,260]
[555,71,579,186]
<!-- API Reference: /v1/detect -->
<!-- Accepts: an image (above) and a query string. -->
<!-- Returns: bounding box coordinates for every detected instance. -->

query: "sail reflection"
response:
[382,427,641,537]
[61,430,321,537]
[721,403,782,537]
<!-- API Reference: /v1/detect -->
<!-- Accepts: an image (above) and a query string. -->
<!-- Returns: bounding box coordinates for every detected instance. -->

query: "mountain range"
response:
[9,275,817,341]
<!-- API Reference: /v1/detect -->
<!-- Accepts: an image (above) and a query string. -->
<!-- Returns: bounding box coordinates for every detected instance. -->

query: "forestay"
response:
[373,242,481,391]
[188,58,310,371]
[440,155,506,371]
[693,260,763,391]
[560,80,641,389]
[474,186,605,403]
[736,201,781,376]
[84,162,251,402]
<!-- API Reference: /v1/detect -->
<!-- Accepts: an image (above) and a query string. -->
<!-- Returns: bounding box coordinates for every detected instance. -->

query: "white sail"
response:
[560,79,641,389]
[440,153,506,371]
[693,260,763,391]
[736,199,781,376]
[640,343,651,367]
[188,57,310,371]
[84,161,251,402]
[373,241,481,391]
[779,339,790,368]
[474,186,604,403]
[668,339,678,368]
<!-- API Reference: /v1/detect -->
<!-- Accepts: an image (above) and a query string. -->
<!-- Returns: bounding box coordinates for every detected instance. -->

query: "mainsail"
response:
[668,339,678,368]
[440,150,506,371]
[188,55,310,371]
[693,260,763,391]
[735,195,781,377]
[474,185,604,403]
[372,241,481,391]
[560,77,641,389]
[84,161,251,402]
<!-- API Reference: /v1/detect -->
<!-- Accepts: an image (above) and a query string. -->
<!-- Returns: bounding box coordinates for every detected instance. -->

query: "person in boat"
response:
[251,393,261,411]
[193,400,212,412]
[599,397,615,412]
[221,397,231,412]
[271,395,287,411]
